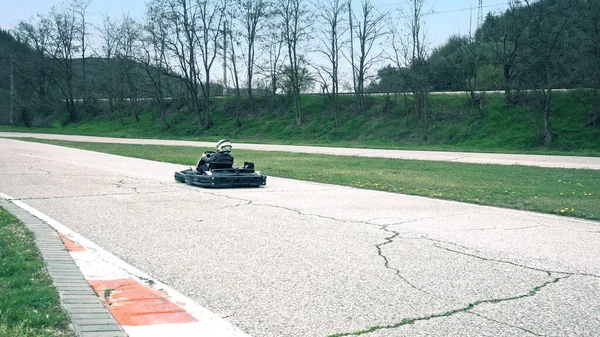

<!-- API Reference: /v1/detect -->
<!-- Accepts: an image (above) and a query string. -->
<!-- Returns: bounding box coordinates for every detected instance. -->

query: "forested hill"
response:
[373,0,599,93]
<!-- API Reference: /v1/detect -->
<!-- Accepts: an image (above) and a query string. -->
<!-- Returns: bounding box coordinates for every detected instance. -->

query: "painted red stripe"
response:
[88,278,199,326]
[59,234,86,252]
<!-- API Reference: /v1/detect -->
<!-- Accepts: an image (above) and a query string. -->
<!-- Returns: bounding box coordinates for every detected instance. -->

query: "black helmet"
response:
[216,139,232,153]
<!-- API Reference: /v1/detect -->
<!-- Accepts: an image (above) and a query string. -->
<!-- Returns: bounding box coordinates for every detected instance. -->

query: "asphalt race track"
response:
[1,138,599,336]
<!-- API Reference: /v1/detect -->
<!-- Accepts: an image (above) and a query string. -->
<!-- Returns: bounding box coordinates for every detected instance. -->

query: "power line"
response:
[426,2,508,16]
[374,1,509,16]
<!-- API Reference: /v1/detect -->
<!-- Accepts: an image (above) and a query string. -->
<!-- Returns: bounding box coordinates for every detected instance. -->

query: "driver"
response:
[196,139,234,171]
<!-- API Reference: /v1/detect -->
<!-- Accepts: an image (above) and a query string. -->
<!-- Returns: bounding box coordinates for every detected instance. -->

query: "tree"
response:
[278,0,311,125]
[13,16,54,124]
[71,0,92,104]
[389,0,430,139]
[452,35,484,115]
[348,0,386,113]
[570,0,600,127]
[315,0,348,126]
[281,64,314,95]
[141,9,172,130]
[260,28,285,97]
[115,14,142,122]
[196,0,226,129]
[484,1,528,105]
[47,5,79,122]
[522,0,576,145]
[99,15,120,113]
[149,0,205,129]
[427,35,466,91]
[237,0,267,112]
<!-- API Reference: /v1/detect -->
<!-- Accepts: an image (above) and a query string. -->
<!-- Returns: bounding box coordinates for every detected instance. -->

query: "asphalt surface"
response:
[0,137,599,336]
[1,132,599,170]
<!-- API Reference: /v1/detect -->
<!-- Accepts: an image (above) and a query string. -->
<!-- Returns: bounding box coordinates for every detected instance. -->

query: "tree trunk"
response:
[543,89,552,145]
[503,63,512,105]
[294,86,302,125]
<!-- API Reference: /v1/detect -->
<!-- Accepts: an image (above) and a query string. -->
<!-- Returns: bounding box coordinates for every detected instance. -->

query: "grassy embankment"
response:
[18,138,600,221]
[1,92,599,156]
[0,207,75,337]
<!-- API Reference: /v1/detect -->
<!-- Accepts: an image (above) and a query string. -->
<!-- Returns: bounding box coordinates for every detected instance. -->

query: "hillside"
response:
[2,91,598,156]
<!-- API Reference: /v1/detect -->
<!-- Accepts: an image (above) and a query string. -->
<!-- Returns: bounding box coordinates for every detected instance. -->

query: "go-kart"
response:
[174,151,267,188]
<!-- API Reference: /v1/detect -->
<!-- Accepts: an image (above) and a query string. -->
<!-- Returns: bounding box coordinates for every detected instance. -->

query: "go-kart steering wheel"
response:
[203,150,215,157]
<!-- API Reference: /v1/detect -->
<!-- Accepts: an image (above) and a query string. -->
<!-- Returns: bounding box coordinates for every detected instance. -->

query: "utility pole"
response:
[478,0,483,29]
[222,20,228,96]
[348,0,356,96]
[10,53,14,125]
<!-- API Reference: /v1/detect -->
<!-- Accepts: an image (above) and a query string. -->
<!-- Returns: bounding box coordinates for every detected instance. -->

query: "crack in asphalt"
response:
[504,225,545,231]
[178,193,477,299]
[456,224,545,232]
[27,166,52,175]
[328,276,569,337]
[431,242,552,277]
[428,239,600,279]
[12,190,175,201]
[447,155,470,162]
[374,224,444,299]
[392,235,600,279]
[468,312,544,336]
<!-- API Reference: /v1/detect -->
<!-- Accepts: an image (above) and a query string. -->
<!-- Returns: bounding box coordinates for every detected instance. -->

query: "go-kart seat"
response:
[208,161,234,170]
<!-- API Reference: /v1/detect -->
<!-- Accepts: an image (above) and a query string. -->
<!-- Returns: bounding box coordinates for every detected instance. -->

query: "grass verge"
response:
[2,124,599,157]
[0,207,75,337]
[18,138,600,221]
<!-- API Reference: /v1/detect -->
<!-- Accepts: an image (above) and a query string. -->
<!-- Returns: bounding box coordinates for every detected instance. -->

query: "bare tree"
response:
[99,15,119,113]
[260,28,285,97]
[278,0,311,125]
[315,0,347,126]
[522,0,575,145]
[570,0,600,127]
[149,0,205,129]
[489,0,527,105]
[196,0,226,129]
[47,5,79,122]
[112,14,142,122]
[234,0,267,112]
[221,6,244,125]
[389,0,430,139]
[71,0,92,103]
[14,16,53,111]
[141,9,172,130]
[227,23,242,99]
[452,35,484,115]
[348,0,386,113]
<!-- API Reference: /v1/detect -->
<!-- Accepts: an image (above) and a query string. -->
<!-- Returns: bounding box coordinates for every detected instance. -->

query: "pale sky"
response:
[1,0,509,48]
[0,0,509,87]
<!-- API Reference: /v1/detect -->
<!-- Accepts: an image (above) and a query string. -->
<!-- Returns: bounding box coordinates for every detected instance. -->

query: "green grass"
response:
[2,91,599,156]
[0,207,75,337]
[19,138,600,221]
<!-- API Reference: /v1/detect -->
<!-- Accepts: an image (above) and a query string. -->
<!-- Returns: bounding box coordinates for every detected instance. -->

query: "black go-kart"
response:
[174,151,267,188]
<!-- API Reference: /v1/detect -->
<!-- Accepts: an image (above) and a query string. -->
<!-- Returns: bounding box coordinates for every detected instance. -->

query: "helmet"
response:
[216,139,232,153]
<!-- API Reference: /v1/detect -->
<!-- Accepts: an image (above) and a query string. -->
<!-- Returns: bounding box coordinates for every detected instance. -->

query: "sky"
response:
[1,0,509,87]
[1,0,510,48]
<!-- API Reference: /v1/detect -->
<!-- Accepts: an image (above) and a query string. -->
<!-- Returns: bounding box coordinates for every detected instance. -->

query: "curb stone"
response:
[0,195,251,337]
[0,199,128,337]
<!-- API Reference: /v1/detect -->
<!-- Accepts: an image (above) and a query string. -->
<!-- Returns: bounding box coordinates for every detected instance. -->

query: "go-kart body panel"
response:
[174,167,267,188]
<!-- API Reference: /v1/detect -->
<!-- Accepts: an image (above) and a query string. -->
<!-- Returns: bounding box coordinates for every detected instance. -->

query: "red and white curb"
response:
[1,194,250,337]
